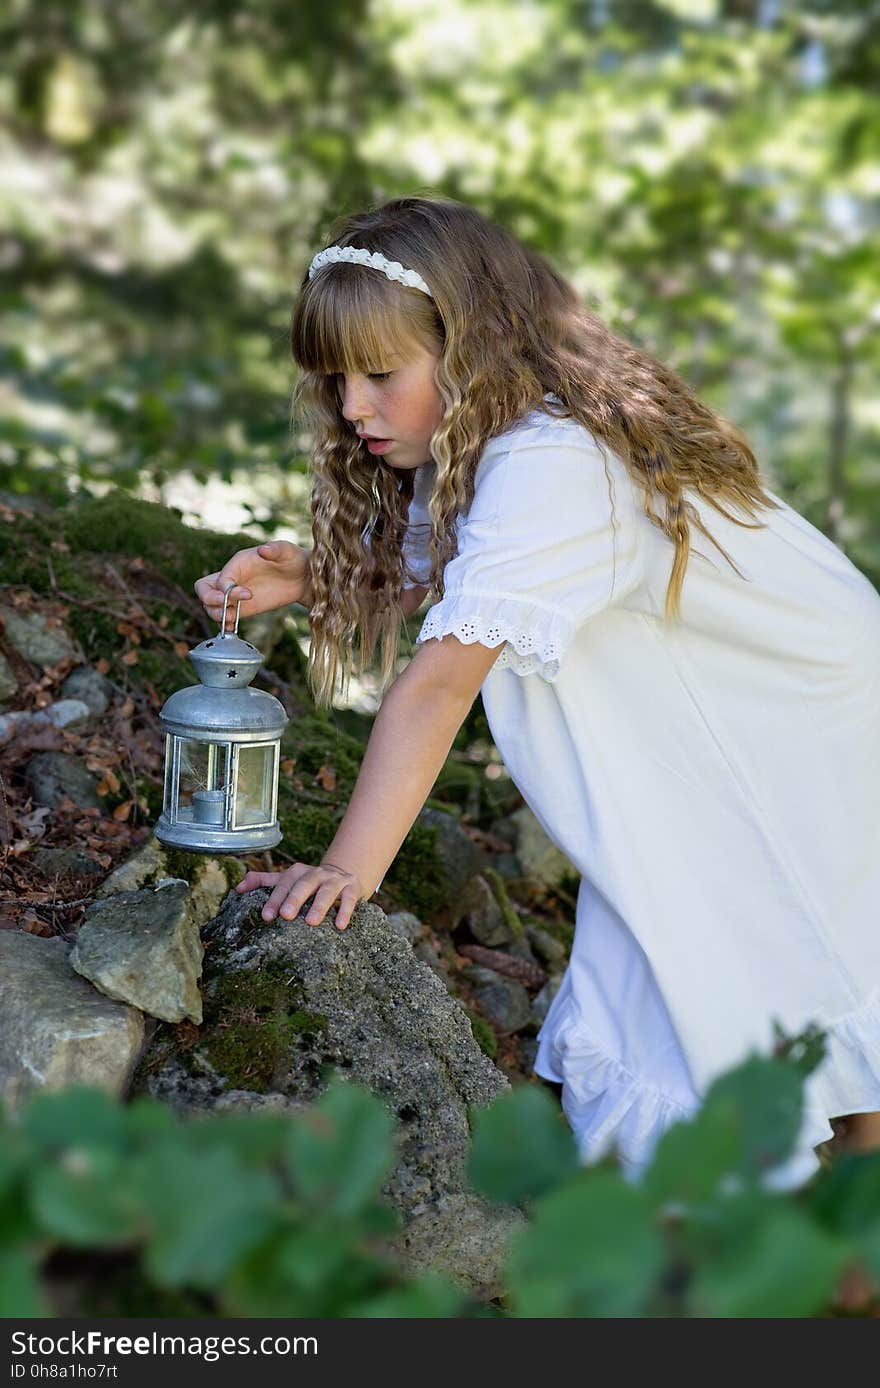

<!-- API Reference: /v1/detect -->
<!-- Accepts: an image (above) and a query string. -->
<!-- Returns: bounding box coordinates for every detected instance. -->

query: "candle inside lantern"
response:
[192,788,226,826]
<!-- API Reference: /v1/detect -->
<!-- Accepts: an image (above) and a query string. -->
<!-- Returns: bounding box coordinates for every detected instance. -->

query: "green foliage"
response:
[2,1025,877,1317]
[0,1077,470,1318]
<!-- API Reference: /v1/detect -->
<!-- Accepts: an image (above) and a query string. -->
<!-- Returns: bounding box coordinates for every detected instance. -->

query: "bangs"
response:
[291,266,426,377]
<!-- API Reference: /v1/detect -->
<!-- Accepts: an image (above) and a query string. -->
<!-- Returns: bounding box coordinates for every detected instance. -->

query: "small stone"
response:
[60,666,115,717]
[24,751,105,810]
[510,806,577,891]
[0,606,79,669]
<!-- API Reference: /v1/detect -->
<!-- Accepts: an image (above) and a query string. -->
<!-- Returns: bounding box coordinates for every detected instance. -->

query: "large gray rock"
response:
[24,751,105,810]
[510,806,577,891]
[139,888,523,1295]
[97,838,245,929]
[0,606,79,669]
[71,881,204,1024]
[0,932,145,1110]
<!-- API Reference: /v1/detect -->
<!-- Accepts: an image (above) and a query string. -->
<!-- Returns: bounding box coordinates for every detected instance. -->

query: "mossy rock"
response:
[137,959,328,1095]
[460,1004,498,1061]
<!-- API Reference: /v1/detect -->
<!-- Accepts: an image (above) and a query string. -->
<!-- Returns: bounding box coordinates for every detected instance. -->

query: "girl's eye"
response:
[368,372,391,381]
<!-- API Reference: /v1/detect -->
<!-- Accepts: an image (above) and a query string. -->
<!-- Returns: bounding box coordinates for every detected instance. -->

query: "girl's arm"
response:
[236,631,503,927]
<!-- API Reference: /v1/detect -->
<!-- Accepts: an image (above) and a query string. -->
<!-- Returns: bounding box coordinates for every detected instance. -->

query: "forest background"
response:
[1,0,880,1322]
[2,0,879,630]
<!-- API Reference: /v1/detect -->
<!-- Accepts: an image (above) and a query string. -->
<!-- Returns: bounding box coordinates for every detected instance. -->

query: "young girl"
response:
[196,194,880,1192]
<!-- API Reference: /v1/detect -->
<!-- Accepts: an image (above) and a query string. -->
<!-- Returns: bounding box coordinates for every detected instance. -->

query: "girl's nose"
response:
[339,379,370,424]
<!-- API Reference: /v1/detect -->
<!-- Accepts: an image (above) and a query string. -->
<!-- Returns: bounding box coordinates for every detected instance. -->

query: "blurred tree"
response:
[0,0,877,581]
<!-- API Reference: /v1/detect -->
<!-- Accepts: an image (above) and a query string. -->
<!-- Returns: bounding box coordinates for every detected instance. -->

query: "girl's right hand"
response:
[194,541,311,630]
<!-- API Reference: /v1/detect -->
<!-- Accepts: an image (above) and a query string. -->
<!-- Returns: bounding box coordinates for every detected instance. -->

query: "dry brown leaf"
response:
[281,759,295,775]
[129,557,145,573]
[120,696,135,718]
[173,642,189,659]
[121,650,139,666]
[96,658,111,675]
[112,799,133,821]
[315,764,337,791]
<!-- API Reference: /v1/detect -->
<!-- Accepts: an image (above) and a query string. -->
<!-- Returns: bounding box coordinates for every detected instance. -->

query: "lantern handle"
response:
[220,583,242,638]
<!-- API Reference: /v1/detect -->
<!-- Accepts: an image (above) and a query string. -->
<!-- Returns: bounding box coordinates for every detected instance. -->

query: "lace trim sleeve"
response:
[416,588,575,683]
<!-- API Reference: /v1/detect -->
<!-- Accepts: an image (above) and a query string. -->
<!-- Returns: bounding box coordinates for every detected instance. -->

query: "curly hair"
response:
[290,194,780,708]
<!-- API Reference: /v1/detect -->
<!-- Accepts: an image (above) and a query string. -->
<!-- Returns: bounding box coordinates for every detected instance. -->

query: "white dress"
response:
[402,398,880,1191]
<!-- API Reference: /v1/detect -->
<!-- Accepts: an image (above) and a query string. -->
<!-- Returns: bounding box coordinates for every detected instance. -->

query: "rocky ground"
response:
[0,484,582,1299]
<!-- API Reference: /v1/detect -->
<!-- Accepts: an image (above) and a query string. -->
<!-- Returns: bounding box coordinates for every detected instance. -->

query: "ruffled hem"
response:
[535,987,880,1193]
[416,588,575,682]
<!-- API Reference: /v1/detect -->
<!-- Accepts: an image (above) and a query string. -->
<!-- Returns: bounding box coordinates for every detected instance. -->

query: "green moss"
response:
[483,867,524,940]
[161,847,211,884]
[276,799,342,865]
[384,820,446,921]
[461,1005,498,1060]
[199,963,327,1092]
[60,491,253,595]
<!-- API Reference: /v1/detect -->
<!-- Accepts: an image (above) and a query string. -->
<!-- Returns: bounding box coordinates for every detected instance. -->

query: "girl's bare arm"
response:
[318,630,501,895]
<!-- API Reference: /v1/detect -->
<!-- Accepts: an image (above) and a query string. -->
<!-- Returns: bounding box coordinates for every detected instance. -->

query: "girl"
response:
[196,194,880,1191]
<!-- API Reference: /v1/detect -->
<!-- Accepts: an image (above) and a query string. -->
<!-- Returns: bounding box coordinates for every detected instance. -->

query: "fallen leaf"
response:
[173,642,189,659]
[96,658,111,675]
[315,764,337,791]
[121,650,139,666]
[112,799,133,821]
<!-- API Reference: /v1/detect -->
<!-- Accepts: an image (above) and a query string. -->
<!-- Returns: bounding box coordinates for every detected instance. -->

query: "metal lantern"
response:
[155,587,288,853]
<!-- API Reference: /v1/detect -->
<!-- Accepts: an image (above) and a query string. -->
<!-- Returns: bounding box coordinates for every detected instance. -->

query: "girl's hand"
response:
[194,541,312,630]
[234,862,368,932]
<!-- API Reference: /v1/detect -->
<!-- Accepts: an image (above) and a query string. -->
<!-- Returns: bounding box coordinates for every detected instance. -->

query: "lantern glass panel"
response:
[233,742,276,828]
[163,733,173,814]
[175,738,231,827]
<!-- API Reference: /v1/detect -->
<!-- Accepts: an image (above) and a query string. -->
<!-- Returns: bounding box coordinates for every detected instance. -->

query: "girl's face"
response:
[336,340,443,470]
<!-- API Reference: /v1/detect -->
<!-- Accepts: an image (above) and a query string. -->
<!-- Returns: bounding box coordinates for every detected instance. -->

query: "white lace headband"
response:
[308,244,434,299]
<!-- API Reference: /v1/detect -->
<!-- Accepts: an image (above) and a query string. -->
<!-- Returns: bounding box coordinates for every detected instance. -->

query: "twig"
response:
[53,589,192,648]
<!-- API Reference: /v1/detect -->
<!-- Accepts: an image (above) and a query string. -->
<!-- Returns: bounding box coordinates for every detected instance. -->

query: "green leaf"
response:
[808,1150,880,1282]
[352,1272,470,1318]
[28,1147,142,1247]
[685,1205,850,1317]
[702,1054,805,1182]
[19,1086,127,1156]
[133,1143,281,1290]
[0,1248,46,1318]
[221,1224,384,1318]
[282,1078,396,1218]
[467,1085,580,1207]
[506,1172,665,1317]
[642,1102,743,1208]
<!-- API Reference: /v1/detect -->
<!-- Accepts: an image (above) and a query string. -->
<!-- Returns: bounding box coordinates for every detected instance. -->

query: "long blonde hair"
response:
[290,195,780,708]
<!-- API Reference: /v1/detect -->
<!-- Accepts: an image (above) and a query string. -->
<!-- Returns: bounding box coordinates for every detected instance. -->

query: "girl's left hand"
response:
[234,862,367,931]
